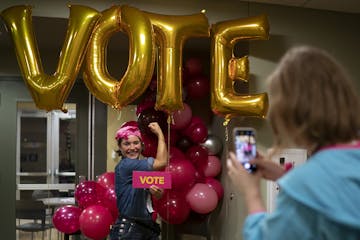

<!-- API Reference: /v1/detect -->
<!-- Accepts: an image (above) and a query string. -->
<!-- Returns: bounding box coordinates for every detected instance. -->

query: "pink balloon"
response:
[97,171,115,190]
[205,177,224,200]
[165,157,196,192]
[186,145,208,168]
[74,181,107,209]
[52,205,81,234]
[186,75,210,99]
[199,155,222,177]
[153,190,190,224]
[99,188,118,223]
[186,183,218,214]
[79,205,113,240]
[171,103,192,130]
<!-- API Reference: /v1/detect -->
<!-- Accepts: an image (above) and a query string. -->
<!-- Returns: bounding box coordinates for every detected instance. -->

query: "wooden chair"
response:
[16,200,53,240]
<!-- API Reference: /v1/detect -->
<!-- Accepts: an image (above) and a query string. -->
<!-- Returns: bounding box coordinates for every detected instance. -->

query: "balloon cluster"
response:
[136,57,224,225]
[53,172,116,240]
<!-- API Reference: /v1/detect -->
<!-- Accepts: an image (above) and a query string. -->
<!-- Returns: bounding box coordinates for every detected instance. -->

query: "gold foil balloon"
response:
[1,5,100,112]
[143,11,210,113]
[210,15,270,121]
[83,5,155,110]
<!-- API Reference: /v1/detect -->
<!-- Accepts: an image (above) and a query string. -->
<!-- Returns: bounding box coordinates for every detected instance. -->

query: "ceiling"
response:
[249,0,360,13]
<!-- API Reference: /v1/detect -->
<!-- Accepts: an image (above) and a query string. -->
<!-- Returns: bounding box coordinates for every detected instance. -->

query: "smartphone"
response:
[233,127,257,173]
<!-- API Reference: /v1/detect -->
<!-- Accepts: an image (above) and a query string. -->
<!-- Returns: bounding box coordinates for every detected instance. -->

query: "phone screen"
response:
[234,128,257,173]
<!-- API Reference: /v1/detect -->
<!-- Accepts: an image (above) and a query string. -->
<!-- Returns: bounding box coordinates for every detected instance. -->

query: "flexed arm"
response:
[148,122,168,170]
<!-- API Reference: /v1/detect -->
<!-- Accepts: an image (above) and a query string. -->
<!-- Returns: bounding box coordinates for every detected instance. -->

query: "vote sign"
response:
[132,171,172,189]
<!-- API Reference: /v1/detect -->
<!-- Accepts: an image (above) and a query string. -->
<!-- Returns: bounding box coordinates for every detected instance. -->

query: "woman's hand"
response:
[250,156,286,181]
[227,152,261,196]
[227,152,265,214]
[148,122,164,139]
[149,185,164,200]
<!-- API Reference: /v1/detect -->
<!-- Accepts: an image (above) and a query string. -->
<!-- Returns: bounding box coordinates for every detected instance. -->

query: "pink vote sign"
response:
[132,171,172,189]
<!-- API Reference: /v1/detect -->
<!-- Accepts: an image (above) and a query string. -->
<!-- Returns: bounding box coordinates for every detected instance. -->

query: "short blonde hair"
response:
[268,46,360,152]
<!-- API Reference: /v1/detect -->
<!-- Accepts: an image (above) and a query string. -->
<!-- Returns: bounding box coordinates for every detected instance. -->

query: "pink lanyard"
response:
[319,140,360,151]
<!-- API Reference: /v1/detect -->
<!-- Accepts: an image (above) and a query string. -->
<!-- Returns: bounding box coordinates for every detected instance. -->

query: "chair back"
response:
[16,200,47,225]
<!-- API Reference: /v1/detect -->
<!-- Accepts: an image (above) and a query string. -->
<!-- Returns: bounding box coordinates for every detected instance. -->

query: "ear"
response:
[141,141,145,152]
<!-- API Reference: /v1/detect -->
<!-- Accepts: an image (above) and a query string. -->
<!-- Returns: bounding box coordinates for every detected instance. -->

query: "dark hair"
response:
[268,46,360,152]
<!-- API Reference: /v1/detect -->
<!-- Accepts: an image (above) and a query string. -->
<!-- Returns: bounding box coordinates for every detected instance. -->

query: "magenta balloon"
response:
[137,108,167,136]
[120,120,138,128]
[153,190,191,224]
[143,89,157,102]
[97,172,115,190]
[194,169,206,183]
[136,99,155,116]
[200,155,222,177]
[171,103,192,130]
[165,157,196,191]
[205,177,224,200]
[79,205,113,240]
[165,129,180,146]
[52,205,81,234]
[182,117,208,144]
[141,133,158,158]
[149,74,157,91]
[182,116,203,135]
[186,75,210,99]
[188,122,208,144]
[186,183,218,214]
[169,146,185,161]
[74,181,107,209]
[184,57,203,76]
[186,145,208,168]
[99,188,118,223]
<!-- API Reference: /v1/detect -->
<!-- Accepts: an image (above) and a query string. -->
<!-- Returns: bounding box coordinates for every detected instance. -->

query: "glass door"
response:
[16,102,77,199]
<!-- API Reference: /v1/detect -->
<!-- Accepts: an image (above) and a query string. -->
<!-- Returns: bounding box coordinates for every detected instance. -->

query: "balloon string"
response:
[167,114,172,167]
[166,114,171,240]
[225,123,229,143]
[225,124,229,168]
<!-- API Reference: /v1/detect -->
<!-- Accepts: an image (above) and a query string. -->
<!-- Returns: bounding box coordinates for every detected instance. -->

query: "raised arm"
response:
[148,122,168,170]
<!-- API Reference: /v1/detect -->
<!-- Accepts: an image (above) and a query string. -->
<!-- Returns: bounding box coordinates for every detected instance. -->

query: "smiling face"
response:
[118,135,142,159]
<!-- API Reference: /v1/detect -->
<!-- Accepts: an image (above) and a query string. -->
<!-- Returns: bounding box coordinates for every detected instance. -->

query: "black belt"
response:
[118,216,160,235]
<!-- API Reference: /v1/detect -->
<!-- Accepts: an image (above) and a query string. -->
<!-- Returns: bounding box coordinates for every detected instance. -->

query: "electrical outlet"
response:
[266,148,307,212]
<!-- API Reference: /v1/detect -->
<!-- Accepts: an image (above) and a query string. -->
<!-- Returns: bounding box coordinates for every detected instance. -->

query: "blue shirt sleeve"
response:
[243,191,315,240]
[123,157,155,172]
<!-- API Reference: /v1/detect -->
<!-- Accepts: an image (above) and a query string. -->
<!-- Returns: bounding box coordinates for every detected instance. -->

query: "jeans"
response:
[110,217,160,240]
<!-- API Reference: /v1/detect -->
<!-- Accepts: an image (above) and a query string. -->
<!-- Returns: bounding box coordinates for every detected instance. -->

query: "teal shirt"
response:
[244,147,360,240]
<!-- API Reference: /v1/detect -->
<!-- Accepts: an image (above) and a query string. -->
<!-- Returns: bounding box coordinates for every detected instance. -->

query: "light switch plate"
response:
[266,148,307,212]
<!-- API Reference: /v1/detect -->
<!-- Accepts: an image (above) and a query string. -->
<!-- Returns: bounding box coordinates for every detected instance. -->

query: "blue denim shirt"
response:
[115,157,155,220]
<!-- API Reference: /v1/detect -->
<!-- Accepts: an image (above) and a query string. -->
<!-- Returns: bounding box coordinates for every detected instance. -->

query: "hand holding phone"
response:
[233,127,257,173]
